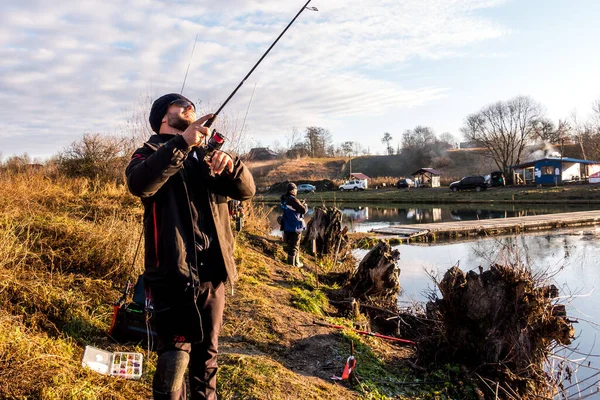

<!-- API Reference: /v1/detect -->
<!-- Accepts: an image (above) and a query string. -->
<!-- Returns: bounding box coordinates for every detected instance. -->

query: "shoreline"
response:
[254,184,600,206]
[368,210,600,242]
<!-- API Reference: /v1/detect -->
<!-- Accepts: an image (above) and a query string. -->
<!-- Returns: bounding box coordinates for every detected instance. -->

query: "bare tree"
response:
[326,144,337,157]
[285,127,302,152]
[556,119,572,142]
[340,141,355,157]
[401,126,439,165]
[530,117,571,144]
[569,111,587,160]
[461,96,543,179]
[270,140,284,155]
[438,132,457,148]
[570,101,600,160]
[304,126,331,158]
[592,100,600,123]
[402,126,436,149]
[381,132,393,155]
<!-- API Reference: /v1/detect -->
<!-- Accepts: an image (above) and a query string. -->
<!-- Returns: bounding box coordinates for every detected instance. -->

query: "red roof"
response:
[351,172,370,180]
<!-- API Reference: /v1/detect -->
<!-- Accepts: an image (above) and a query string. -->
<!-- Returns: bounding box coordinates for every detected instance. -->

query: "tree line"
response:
[2,95,599,184]
[265,95,600,182]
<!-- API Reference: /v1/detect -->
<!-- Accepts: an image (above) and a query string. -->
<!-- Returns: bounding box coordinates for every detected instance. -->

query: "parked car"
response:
[296,183,316,193]
[396,178,415,189]
[489,171,506,187]
[449,175,487,192]
[339,179,367,191]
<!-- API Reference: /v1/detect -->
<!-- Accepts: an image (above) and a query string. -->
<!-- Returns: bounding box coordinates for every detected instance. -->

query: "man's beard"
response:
[167,112,193,132]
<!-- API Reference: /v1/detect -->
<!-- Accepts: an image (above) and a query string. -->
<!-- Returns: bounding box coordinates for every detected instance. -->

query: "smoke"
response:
[525,142,561,161]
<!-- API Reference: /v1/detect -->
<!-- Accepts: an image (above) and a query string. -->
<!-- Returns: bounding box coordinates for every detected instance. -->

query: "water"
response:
[267,203,598,236]
[355,228,600,397]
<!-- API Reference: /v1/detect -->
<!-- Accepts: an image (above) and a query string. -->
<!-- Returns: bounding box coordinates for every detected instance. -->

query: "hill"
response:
[247,149,496,190]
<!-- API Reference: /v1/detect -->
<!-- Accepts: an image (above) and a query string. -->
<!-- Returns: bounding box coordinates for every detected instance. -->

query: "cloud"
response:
[0,0,509,157]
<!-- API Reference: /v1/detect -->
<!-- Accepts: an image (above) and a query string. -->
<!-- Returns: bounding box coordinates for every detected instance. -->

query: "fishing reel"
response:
[203,130,226,162]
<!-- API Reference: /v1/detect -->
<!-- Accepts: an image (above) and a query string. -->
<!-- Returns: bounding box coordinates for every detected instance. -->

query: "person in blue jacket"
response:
[280,182,308,267]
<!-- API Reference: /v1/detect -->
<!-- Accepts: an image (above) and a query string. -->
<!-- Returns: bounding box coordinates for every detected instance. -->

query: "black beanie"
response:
[149,93,195,133]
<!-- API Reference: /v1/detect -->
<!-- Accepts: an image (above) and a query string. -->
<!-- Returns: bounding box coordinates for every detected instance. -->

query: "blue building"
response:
[511,157,600,185]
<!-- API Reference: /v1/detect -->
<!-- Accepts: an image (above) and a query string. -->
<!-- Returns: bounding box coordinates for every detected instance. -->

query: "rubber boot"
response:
[153,350,189,400]
[288,255,295,266]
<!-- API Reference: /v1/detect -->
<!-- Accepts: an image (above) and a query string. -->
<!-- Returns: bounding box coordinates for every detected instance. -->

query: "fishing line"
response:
[181,33,199,94]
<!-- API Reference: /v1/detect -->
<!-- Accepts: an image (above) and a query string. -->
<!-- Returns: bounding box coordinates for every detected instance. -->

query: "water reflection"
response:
[354,228,600,395]
[267,203,597,235]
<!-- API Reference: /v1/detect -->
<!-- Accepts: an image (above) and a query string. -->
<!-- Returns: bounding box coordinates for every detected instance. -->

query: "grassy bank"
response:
[0,170,466,399]
[256,183,600,205]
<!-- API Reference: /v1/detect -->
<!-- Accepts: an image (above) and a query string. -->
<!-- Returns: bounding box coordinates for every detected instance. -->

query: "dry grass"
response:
[0,169,417,399]
[247,157,346,187]
[0,170,150,399]
[239,201,277,236]
[0,310,150,400]
[368,176,399,188]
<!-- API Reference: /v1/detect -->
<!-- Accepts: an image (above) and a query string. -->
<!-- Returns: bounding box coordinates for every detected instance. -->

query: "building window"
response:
[541,166,554,175]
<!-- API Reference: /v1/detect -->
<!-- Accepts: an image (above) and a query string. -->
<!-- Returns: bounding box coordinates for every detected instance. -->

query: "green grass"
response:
[290,287,329,316]
[257,183,600,205]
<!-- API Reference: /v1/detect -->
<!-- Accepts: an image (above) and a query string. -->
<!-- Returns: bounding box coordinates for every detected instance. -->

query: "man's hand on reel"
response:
[208,150,233,175]
[182,114,214,147]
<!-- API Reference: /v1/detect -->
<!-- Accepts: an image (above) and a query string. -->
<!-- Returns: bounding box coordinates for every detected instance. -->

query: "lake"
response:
[267,203,599,235]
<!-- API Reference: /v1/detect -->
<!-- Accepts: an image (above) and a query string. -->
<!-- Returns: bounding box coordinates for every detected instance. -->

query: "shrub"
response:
[56,133,136,184]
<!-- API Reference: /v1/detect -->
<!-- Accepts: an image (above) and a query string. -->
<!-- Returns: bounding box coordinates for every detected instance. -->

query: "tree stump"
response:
[302,206,348,257]
[347,240,400,302]
[420,264,574,398]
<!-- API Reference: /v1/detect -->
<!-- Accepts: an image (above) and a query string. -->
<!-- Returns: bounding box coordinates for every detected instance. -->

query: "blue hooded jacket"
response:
[280,193,307,233]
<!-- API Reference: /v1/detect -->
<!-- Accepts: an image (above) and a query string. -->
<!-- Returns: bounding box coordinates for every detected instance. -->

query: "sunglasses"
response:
[169,99,195,110]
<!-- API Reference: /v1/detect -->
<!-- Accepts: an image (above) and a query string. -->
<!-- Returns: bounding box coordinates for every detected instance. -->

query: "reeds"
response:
[0,170,149,399]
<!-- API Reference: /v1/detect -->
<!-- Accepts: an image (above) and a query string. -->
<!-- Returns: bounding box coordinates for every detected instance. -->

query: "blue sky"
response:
[1,0,599,159]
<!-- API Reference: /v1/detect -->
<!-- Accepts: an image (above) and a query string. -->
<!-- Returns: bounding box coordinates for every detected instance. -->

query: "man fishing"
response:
[126,93,255,399]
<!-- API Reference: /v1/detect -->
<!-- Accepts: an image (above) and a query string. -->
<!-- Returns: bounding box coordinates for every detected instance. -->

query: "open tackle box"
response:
[82,345,143,379]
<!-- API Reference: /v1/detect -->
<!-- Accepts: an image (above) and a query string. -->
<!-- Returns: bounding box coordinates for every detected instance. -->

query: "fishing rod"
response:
[194,1,318,156]
[313,320,417,345]
[181,33,199,94]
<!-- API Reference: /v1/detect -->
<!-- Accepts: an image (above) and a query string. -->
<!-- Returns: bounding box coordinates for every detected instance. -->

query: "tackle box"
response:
[81,345,143,379]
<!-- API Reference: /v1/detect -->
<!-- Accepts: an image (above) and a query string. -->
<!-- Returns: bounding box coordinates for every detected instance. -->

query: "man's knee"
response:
[153,350,190,394]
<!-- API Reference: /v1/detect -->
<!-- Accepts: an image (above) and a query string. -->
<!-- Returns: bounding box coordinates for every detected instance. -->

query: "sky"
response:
[1,0,599,160]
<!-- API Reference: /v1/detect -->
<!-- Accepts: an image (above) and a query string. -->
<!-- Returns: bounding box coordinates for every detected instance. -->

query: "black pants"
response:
[283,231,301,264]
[151,281,225,400]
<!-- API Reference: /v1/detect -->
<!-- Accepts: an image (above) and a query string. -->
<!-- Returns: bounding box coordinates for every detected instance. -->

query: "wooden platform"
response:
[371,210,600,241]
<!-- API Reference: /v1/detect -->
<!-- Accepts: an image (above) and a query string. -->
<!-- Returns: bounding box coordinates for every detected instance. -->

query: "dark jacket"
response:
[126,134,255,296]
[280,193,307,233]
